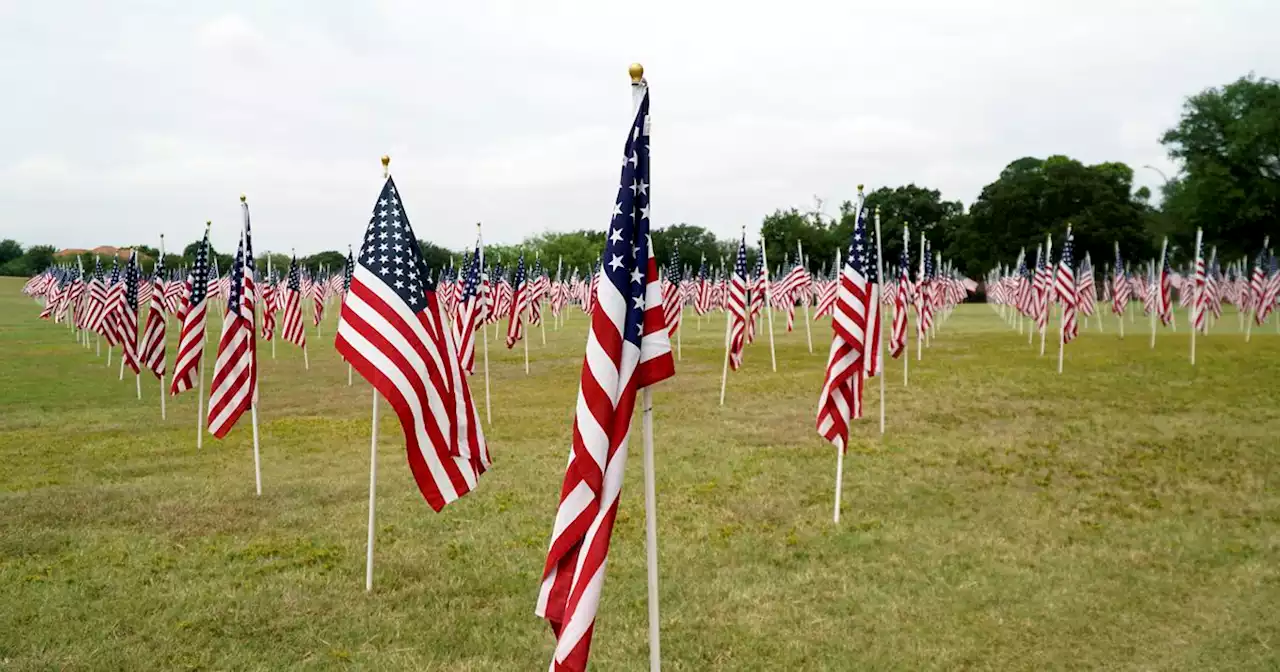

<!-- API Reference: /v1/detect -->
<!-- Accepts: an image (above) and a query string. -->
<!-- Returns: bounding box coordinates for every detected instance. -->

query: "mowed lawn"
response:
[2,274,1278,671]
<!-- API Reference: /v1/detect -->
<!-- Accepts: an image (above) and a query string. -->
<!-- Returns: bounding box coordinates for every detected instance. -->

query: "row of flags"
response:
[18,67,985,672]
[986,236,1280,338]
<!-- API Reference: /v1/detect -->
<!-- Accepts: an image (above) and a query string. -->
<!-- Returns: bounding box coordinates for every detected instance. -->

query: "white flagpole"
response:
[251,404,262,495]
[718,306,731,406]
[107,345,113,368]
[903,225,910,387]
[303,344,310,370]
[918,233,927,360]
[1153,239,1168,349]
[833,440,845,524]
[798,241,813,353]
[1041,234,1053,357]
[1058,227,1070,374]
[366,393,379,591]
[873,204,886,434]
[1191,229,1202,365]
[641,390,662,671]
[760,237,777,372]
[523,317,530,374]
[479,224,492,425]
[196,356,206,451]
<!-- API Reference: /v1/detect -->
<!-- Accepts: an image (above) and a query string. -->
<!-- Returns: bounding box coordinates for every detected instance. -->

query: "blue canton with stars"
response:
[847,208,870,277]
[107,257,120,287]
[602,84,653,346]
[93,256,104,282]
[461,246,482,303]
[124,252,140,311]
[513,253,527,294]
[344,249,355,292]
[1060,233,1074,273]
[357,177,432,313]
[667,241,681,284]
[734,234,748,283]
[287,255,301,294]
[227,213,254,314]
[189,231,211,307]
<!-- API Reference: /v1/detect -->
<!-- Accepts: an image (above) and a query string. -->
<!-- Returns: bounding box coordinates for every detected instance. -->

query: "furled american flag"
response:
[1204,248,1222,322]
[662,241,683,338]
[452,238,485,375]
[1112,244,1130,315]
[261,266,278,342]
[505,253,528,349]
[1055,230,1078,343]
[1031,242,1048,332]
[335,175,488,511]
[861,211,882,377]
[207,254,222,304]
[693,256,711,316]
[1158,242,1174,326]
[1077,253,1096,317]
[535,73,674,672]
[343,248,355,296]
[889,226,911,359]
[281,255,307,348]
[817,202,873,448]
[171,228,212,396]
[208,201,258,438]
[726,234,749,370]
[311,272,327,327]
[139,250,167,379]
[38,268,63,320]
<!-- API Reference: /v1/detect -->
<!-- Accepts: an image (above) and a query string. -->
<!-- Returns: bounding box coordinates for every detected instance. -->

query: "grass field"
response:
[2,275,1279,670]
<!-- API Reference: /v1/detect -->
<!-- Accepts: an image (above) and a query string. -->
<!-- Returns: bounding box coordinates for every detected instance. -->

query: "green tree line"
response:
[6,74,1274,279]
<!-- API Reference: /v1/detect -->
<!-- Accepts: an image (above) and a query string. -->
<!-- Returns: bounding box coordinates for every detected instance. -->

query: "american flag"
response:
[1192,235,1208,332]
[171,229,211,396]
[280,256,307,348]
[817,203,874,448]
[1158,242,1174,326]
[311,273,327,327]
[335,176,488,511]
[139,250,168,379]
[662,241,683,338]
[505,253,529,349]
[208,201,258,439]
[1055,230,1078,343]
[102,258,124,348]
[862,212,882,377]
[119,252,143,375]
[920,242,936,334]
[1016,248,1036,317]
[529,257,546,327]
[726,235,749,370]
[1205,249,1222,321]
[261,267,278,341]
[38,269,63,320]
[1031,242,1048,332]
[1077,253,1096,317]
[1262,253,1280,323]
[535,75,675,672]
[693,257,712,315]
[163,269,185,315]
[1112,244,1130,315]
[452,239,485,375]
[207,254,222,304]
[343,248,355,296]
[746,244,767,344]
[889,226,911,359]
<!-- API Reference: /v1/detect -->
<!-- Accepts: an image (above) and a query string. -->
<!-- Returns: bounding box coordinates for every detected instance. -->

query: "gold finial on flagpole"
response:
[205,220,212,230]
[381,155,391,178]
[857,184,864,193]
[629,63,644,83]
[240,193,247,203]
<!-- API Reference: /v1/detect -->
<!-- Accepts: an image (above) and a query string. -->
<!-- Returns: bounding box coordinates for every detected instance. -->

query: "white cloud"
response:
[0,0,1277,253]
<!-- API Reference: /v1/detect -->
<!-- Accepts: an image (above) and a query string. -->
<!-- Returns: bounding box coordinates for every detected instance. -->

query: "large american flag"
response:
[817,203,874,448]
[505,253,528,349]
[139,250,167,379]
[1055,230,1078,344]
[208,201,257,438]
[335,176,488,511]
[726,235,749,369]
[281,256,307,348]
[452,239,485,376]
[529,257,546,327]
[535,75,675,672]
[170,229,211,396]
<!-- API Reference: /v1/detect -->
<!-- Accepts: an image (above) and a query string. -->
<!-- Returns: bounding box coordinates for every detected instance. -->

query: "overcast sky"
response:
[2,1,1277,255]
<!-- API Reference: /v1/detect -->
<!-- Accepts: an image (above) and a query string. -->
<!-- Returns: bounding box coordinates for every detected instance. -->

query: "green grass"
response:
[1,275,1278,670]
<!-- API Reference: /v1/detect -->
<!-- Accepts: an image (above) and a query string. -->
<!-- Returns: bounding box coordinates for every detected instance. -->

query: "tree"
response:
[761,209,833,274]
[960,155,1151,275]
[856,185,965,270]
[22,245,57,275]
[1160,74,1280,257]
[0,239,22,266]
[651,224,722,275]
[302,250,346,275]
